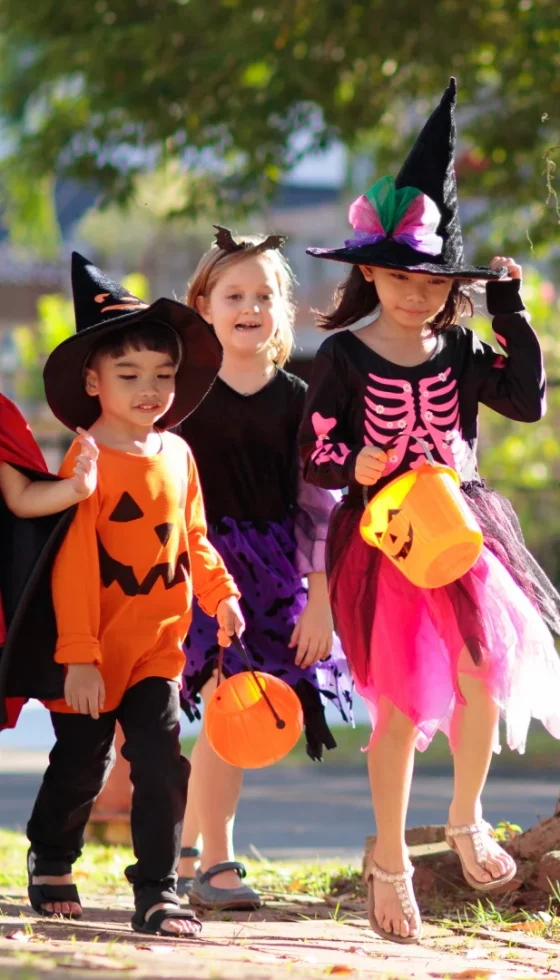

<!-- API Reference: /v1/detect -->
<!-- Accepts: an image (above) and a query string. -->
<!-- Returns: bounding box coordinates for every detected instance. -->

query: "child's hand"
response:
[64,663,105,719]
[71,429,99,500]
[216,596,245,647]
[355,446,388,487]
[290,597,334,669]
[490,256,522,280]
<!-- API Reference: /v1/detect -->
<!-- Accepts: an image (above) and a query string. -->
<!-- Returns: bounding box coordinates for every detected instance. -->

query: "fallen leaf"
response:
[325,967,354,976]
[6,930,30,942]
[503,921,543,933]
[135,945,175,954]
[347,945,369,957]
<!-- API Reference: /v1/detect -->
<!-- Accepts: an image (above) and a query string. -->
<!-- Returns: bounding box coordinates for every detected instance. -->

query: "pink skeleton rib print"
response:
[302,293,546,495]
[363,367,467,477]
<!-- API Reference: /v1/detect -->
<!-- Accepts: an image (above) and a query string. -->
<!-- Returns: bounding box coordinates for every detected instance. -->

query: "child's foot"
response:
[368,853,421,941]
[31,873,82,916]
[189,861,261,911]
[202,867,243,890]
[144,903,202,936]
[446,816,516,888]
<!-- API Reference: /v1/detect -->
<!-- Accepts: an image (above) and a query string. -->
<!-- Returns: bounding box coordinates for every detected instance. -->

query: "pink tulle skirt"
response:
[328,486,560,753]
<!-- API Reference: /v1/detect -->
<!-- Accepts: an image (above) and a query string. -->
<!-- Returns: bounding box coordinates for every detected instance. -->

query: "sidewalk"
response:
[0,885,557,979]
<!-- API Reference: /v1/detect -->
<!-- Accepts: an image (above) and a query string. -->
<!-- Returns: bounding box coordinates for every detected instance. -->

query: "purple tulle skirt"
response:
[328,483,560,753]
[181,516,354,761]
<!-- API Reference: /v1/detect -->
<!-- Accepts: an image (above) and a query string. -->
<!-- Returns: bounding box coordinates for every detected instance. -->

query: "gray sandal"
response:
[189,861,262,910]
[177,846,200,897]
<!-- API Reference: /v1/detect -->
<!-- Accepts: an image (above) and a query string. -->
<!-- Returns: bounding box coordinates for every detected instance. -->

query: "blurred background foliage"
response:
[0,0,558,576]
[0,0,558,255]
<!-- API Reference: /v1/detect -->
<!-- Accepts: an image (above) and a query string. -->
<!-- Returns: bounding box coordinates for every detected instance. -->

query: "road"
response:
[0,751,556,861]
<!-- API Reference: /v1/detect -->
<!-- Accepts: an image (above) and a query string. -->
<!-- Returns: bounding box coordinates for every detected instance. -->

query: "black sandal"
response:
[177,846,200,897]
[131,905,202,937]
[27,849,82,919]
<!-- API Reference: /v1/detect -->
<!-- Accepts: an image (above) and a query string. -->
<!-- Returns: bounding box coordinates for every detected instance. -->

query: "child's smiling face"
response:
[85,346,177,428]
[196,254,282,358]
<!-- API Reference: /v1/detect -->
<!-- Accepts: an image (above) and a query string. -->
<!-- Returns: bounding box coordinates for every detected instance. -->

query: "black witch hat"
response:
[307,78,503,280]
[44,252,222,431]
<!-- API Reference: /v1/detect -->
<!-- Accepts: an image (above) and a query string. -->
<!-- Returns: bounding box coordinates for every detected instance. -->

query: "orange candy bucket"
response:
[205,638,303,769]
[360,454,483,588]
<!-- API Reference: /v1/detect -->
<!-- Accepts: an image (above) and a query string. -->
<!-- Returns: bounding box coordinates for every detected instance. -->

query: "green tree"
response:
[0,0,558,252]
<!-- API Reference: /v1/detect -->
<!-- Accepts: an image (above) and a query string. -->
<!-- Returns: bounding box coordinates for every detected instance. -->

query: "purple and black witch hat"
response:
[44,252,222,431]
[307,78,503,280]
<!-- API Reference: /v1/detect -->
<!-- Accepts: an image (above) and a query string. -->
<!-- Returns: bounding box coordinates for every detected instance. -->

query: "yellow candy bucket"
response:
[360,448,483,589]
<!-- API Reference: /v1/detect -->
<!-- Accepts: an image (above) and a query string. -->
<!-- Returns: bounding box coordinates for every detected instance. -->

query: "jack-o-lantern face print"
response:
[98,491,189,597]
[380,508,414,562]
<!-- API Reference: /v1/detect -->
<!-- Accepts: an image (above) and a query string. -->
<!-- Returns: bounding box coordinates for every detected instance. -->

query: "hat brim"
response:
[44,298,222,432]
[306,247,505,281]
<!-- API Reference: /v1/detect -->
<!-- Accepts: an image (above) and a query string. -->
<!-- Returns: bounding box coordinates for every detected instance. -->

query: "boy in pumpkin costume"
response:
[26,253,243,939]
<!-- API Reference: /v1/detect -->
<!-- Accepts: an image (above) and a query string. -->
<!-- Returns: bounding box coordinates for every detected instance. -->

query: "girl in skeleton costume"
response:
[176,228,353,910]
[300,78,560,945]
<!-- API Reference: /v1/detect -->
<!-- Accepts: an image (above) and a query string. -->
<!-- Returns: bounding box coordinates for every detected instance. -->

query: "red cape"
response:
[0,394,47,473]
[0,394,48,728]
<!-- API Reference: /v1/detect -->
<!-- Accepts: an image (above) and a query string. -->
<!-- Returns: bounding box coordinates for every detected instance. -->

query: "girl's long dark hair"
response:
[316,266,473,333]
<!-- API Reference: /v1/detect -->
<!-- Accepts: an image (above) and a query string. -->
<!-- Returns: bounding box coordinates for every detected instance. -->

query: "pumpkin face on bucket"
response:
[360,462,484,588]
[383,509,414,561]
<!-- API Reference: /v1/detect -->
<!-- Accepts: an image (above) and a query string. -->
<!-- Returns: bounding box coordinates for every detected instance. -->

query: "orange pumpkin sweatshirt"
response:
[46,432,240,713]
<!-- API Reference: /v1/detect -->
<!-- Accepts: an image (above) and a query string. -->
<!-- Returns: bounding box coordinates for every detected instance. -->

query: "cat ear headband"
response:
[213,225,287,254]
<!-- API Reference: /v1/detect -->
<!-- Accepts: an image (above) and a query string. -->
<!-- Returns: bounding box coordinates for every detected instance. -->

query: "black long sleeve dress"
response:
[299,280,560,753]
[177,370,353,761]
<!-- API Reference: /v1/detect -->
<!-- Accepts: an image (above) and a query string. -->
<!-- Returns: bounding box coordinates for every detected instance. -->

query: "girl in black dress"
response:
[176,228,353,910]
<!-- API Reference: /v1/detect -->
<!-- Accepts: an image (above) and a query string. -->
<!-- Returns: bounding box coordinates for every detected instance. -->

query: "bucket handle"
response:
[361,435,435,507]
[217,635,286,731]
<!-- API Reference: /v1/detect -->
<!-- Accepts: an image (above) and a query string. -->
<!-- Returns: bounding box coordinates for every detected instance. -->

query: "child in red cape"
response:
[0,393,97,727]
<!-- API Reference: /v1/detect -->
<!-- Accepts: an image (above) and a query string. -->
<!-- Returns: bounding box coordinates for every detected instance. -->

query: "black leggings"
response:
[27,677,190,904]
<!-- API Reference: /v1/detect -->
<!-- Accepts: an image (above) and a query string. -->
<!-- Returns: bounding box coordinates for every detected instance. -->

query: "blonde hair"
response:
[186,234,296,367]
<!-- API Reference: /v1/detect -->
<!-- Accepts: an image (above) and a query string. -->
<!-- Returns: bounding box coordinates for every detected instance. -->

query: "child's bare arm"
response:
[0,430,98,518]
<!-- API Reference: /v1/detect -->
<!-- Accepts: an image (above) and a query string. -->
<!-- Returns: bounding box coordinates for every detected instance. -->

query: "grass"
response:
[7,826,560,949]
[438,898,560,942]
[182,720,560,771]
[0,829,133,894]
[0,828,361,902]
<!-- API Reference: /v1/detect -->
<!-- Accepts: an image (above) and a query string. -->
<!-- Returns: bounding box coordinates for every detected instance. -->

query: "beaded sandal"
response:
[367,859,422,944]
[445,822,517,892]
